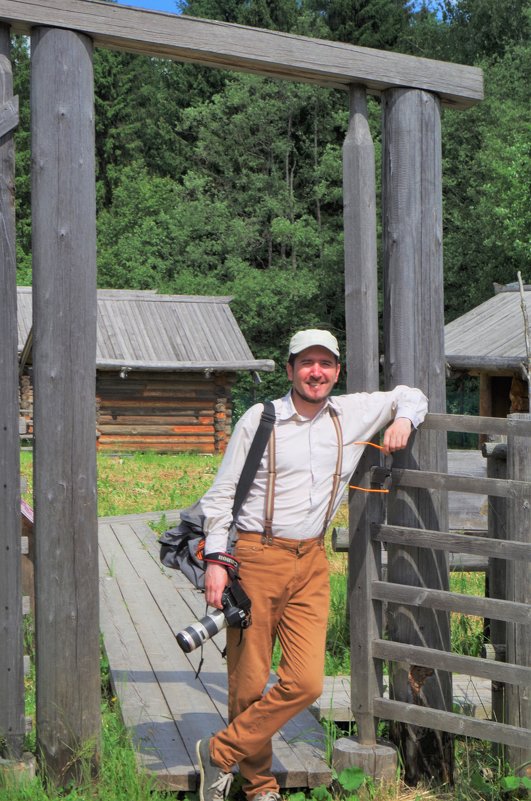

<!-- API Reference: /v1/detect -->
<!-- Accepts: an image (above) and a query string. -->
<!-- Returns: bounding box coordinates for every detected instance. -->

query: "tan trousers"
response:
[210,532,330,800]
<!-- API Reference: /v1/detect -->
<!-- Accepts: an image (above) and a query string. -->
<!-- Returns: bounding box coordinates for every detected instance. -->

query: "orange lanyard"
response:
[349,440,389,494]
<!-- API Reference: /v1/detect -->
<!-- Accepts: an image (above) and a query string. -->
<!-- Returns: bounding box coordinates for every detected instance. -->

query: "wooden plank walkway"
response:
[98,515,331,791]
[99,504,493,790]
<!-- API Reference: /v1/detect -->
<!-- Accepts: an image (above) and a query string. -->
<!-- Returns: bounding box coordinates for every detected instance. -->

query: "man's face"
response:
[286,346,340,405]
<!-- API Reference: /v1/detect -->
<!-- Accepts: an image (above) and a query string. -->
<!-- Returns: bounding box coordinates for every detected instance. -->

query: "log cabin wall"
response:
[96,370,235,453]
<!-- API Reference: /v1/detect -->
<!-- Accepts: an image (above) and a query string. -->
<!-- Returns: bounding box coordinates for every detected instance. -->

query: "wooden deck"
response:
[98,514,331,791]
[98,500,493,790]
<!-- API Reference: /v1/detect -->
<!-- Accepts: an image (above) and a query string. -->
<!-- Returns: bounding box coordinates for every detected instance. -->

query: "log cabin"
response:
[17,286,274,452]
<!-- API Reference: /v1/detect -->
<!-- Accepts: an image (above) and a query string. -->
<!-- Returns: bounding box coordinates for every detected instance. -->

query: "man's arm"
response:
[201,402,266,609]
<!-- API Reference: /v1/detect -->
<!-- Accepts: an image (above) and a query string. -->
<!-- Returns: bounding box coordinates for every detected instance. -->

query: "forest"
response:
[11,0,530,402]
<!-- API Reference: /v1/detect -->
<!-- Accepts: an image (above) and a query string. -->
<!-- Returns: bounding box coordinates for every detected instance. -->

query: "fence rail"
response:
[373,699,530,750]
[371,465,531,499]
[423,412,531,436]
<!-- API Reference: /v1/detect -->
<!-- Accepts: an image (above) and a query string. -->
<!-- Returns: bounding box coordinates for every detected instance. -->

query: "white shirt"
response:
[202,386,428,554]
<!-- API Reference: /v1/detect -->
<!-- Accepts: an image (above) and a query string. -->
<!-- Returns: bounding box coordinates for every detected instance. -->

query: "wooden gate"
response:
[345,411,530,775]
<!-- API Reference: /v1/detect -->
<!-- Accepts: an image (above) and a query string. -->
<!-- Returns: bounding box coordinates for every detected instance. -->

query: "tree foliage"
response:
[12,0,530,398]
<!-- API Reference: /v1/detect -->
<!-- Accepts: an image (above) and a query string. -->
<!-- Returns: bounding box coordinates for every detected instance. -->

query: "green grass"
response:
[21,450,222,517]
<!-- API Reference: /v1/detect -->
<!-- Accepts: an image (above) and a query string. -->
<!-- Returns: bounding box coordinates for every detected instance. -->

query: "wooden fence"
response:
[344,412,530,773]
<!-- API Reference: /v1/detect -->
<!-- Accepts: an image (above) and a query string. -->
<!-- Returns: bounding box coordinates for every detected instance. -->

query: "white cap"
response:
[288,329,340,358]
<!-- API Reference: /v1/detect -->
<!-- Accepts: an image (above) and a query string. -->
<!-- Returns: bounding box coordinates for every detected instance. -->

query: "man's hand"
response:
[205,562,230,609]
[382,417,413,455]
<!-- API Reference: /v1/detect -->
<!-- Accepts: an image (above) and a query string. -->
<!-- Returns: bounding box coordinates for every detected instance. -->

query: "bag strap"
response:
[232,401,276,521]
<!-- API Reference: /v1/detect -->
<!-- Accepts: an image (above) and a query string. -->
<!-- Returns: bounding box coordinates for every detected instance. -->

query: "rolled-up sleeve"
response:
[391,385,428,429]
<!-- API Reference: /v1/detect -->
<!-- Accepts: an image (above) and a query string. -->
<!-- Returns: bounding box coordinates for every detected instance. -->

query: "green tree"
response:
[11,36,31,283]
[310,0,412,47]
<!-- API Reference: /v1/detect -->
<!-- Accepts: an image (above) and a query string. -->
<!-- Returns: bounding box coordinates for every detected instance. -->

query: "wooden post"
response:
[483,442,507,738]
[0,25,24,760]
[505,413,530,774]
[382,88,453,784]
[31,27,100,784]
[343,86,383,743]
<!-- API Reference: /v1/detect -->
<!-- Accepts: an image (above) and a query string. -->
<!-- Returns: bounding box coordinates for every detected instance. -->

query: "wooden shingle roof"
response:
[17,287,275,373]
[445,285,531,373]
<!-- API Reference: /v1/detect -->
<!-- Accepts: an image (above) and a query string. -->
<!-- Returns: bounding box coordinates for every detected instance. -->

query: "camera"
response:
[176,580,252,653]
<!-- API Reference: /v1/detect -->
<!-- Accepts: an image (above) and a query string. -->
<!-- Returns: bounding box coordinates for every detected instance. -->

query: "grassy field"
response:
[10,451,521,801]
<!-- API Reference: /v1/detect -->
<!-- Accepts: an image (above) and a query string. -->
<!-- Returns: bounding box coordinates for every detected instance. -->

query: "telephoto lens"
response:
[176,609,227,653]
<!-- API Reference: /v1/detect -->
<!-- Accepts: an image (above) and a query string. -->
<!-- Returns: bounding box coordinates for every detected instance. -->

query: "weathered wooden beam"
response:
[0,0,483,108]
[372,581,531,625]
[31,26,100,784]
[372,466,531,499]
[505,413,531,773]
[342,85,382,745]
[0,93,17,137]
[96,359,275,372]
[0,29,25,760]
[382,86,452,783]
[423,412,531,436]
[372,640,531,688]
[485,441,508,734]
[373,698,530,750]
[372,524,531,562]
[446,355,528,377]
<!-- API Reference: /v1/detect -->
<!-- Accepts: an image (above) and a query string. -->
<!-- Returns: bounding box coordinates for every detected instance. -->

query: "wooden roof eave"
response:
[446,355,529,379]
[96,358,276,373]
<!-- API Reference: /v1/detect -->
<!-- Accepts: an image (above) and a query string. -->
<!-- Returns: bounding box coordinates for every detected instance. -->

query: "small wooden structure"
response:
[17,287,273,453]
[445,284,531,418]
[0,0,486,786]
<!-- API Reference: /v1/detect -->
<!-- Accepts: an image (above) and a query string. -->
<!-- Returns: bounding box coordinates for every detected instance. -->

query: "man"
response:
[196,329,427,801]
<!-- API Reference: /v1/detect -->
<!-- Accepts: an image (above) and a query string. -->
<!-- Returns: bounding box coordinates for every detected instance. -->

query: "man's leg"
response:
[210,537,330,799]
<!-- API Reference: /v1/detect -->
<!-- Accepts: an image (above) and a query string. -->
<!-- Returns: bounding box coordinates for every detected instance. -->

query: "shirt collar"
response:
[278,391,342,421]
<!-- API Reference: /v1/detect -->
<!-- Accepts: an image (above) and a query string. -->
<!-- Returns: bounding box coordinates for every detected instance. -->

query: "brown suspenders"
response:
[261,407,343,543]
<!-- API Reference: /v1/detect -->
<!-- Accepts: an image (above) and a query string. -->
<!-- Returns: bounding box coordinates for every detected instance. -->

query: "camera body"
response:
[176,580,252,653]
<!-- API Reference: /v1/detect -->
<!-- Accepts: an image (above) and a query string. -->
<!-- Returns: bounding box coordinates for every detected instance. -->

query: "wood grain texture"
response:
[382,87,452,783]
[31,27,100,783]
[371,640,531,688]
[342,86,382,744]
[372,581,531,625]
[373,698,530,750]
[377,467,531,499]
[423,412,531,436]
[445,288,531,367]
[372,524,531,562]
[0,0,483,108]
[0,30,24,759]
[505,414,531,772]
[0,92,17,137]
[485,444,508,731]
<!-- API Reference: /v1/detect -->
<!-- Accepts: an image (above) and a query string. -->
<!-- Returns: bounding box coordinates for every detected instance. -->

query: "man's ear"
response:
[334,363,341,383]
[286,361,293,381]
